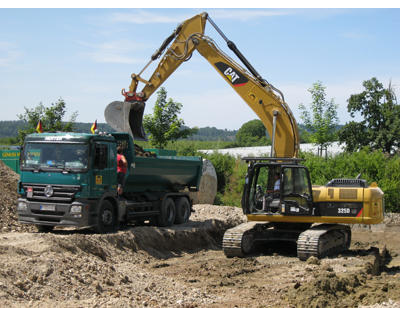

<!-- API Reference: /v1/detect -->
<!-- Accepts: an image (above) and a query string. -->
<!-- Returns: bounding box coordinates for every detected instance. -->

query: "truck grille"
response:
[23,183,81,203]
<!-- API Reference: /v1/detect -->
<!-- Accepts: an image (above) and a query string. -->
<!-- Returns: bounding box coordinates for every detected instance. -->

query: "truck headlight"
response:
[17,201,27,212]
[70,205,82,215]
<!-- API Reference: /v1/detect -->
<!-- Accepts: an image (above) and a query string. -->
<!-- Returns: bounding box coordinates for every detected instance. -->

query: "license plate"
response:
[40,204,56,211]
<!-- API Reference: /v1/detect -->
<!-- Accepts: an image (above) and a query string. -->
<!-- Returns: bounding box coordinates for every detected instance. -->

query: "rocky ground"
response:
[1,161,400,308]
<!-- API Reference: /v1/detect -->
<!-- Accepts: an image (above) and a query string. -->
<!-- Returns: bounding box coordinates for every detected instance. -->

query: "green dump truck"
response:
[16,132,202,233]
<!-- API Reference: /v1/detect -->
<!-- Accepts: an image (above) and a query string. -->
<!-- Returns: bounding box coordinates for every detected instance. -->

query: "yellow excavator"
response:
[105,12,384,260]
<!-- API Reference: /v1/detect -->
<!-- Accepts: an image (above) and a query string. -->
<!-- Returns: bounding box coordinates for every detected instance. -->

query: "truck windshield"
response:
[21,142,89,171]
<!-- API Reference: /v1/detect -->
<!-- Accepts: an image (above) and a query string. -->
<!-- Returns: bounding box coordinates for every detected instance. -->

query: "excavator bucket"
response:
[104,101,147,141]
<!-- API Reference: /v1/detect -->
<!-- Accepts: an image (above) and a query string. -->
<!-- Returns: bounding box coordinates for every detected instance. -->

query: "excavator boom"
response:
[105,12,299,157]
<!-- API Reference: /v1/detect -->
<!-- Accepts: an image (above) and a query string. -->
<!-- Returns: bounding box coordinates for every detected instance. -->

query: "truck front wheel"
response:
[95,200,118,233]
[157,197,176,227]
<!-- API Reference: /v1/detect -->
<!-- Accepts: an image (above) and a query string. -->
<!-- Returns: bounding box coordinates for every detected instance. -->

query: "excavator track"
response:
[223,222,351,260]
[222,222,260,258]
[297,224,351,261]
[222,221,302,258]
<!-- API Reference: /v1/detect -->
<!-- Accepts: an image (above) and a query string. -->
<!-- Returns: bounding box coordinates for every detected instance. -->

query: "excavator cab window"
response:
[281,166,313,215]
[246,163,282,214]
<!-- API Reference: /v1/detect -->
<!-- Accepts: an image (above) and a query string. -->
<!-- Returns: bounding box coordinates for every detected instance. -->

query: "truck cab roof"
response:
[25,132,117,143]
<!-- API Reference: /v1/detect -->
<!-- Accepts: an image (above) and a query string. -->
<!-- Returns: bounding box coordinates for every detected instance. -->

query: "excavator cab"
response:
[242,158,314,217]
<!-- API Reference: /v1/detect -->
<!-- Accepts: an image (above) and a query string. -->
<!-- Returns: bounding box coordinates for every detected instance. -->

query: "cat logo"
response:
[215,62,248,87]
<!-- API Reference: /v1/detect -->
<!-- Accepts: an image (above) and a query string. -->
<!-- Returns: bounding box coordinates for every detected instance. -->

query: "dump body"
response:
[113,133,202,193]
[16,132,202,232]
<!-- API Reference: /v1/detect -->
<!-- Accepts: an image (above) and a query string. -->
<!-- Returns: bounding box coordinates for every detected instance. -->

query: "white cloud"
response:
[109,10,187,24]
[0,41,21,67]
[341,31,368,39]
[208,9,293,21]
[108,9,293,25]
[79,40,148,64]
[104,8,351,24]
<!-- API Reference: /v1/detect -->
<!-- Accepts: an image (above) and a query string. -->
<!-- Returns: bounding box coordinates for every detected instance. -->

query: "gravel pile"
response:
[0,161,34,233]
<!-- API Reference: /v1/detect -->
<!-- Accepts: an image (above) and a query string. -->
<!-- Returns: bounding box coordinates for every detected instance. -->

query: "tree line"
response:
[0,119,238,145]
[2,77,399,156]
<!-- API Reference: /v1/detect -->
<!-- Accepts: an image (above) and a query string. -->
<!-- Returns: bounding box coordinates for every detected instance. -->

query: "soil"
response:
[1,161,400,308]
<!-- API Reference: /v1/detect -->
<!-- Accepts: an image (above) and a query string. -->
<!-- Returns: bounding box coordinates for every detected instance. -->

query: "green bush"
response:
[219,159,248,206]
[202,152,236,193]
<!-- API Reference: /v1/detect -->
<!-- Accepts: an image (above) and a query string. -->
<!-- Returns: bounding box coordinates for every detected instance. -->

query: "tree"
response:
[299,81,339,154]
[338,77,400,154]
[17,98,77,145]
[143,87,197,148]
[235,119,270,147]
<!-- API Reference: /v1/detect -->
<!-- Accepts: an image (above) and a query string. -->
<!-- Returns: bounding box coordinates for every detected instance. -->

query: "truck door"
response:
[92,142,116,196]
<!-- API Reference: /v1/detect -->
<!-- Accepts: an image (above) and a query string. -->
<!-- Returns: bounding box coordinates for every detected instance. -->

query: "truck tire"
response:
[95,200,118,233]
[174,197,191,224]
[157,197,176,227]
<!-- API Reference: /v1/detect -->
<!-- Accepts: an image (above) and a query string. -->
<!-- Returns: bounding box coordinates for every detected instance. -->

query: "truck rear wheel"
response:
[157,197,176,227]
[174,197,191,224]
[95,200,118,233]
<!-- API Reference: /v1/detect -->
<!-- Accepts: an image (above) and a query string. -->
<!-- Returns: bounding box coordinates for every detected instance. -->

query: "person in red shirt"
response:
[117,146,128,195]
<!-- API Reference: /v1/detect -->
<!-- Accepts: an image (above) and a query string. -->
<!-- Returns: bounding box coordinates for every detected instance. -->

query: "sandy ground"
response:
[1,161,400,308]
[0,204,400,308]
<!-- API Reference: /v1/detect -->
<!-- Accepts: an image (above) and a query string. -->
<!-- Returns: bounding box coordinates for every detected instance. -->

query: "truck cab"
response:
[17,133,117,231]
[17,132,202,233]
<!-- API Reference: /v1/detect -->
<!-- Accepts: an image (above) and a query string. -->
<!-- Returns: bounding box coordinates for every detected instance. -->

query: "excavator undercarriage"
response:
[222,221,351,261]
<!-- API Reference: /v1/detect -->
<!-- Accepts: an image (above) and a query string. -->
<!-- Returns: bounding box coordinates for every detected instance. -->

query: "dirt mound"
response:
[0,161,34,233]
[284,247,400,307]
[49,220,230,261]
[0,207,246,307]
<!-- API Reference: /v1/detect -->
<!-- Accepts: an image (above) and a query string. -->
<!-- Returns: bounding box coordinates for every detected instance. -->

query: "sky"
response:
[1,2,400,130]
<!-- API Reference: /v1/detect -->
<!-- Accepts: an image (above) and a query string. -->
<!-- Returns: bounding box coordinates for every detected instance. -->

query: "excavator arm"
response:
[105,12,299,158]
[125,13,207,101]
